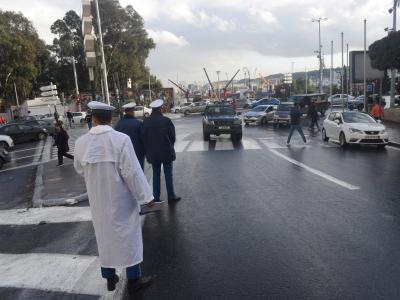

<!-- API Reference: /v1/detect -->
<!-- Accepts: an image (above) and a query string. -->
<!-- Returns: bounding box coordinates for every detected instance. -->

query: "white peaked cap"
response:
[122,102,136,109]
[88,101,115,111]
[149,99,164,108]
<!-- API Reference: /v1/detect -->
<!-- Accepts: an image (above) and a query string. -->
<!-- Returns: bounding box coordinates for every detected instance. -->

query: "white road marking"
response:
[215,140,234,151]
[241,138,262,150]
[174,140,190,153]
[268,148,360,190]
[258,139,286,149]
[10,146,43,153]
[387,146,400,151]
[186,140,209,152]
[0,253,106,296]
[12,153,42,161]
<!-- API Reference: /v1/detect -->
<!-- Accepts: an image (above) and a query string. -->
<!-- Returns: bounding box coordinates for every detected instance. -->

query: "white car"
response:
[133,106,152,118]
[322,111,389,148]
[0,134,14,149]
[71,112,87,124]
[328,94,355,106]
[172,103,191,113]
[243,105,276,126]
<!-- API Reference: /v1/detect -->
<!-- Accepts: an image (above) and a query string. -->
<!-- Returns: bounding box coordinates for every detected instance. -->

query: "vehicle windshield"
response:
[342,112,375,123]
[277,104,293,111]
[206,106,235,115]
[252,106,266,112]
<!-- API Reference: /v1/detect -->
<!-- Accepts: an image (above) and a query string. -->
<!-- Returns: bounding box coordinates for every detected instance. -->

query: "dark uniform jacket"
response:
[142,111,176,164]
[290,107,302,125]
[114,115,145,162]
[54,129,69,153]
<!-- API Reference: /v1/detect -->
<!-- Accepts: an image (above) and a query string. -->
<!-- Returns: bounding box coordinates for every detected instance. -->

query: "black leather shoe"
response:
[168,196,181,202]
[107,274,119,291]
[127,276,153,293]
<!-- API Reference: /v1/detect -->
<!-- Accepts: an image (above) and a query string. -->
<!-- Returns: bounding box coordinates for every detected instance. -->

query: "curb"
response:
[389,141,400,148]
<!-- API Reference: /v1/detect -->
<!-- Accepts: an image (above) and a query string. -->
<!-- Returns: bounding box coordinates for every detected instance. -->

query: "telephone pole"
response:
[312,17,328,94]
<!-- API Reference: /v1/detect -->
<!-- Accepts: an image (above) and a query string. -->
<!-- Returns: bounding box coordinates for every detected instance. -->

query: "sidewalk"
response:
[385,121,400,147]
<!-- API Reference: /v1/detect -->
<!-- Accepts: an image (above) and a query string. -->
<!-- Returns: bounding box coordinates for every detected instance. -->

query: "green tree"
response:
[369,31,400,71]
[0,10,49,104]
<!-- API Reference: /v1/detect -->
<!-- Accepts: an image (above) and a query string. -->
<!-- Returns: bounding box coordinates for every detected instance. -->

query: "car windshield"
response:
[342,112,375,123]
[252,106,266,112]
[206,106,235,115]
[277,104,293,111]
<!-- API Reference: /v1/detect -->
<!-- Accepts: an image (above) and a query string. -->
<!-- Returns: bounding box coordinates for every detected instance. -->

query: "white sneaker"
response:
[286,142,290,146]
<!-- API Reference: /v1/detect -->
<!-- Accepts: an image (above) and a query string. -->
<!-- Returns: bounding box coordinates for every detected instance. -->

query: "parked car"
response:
[0,124,47,144]
[182,102,207,115]
[322,111,389,148]
[202,103,242,141]
[172,103,191,113]
[0,134,14,149]
[133,106,152,118]
[250,98,280,109]
[272,102,295,128]
[0,147,11,169]
[328,94,355,106]
[347,96,365,110]
[243,105,276,126]
[23,119,56,136]
[71,112,87,124]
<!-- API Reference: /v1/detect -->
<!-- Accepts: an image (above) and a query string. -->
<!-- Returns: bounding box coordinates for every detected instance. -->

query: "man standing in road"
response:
[54,122,74,166]
[66,110,73,129]
[142,99,181,203]
[287,103,307,146]
[74,101,154,294]
[115,102,145,170]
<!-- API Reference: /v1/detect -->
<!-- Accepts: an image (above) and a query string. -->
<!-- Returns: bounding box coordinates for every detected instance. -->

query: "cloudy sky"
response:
[1,0,396,85]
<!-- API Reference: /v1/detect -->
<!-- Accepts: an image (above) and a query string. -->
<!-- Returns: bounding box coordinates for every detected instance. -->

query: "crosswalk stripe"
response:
[186,140,209,152]
[258,139,286,149]
[0,253,105,296]
[175,140,191,153]
[241,138,262,150]
[215,140,234,151]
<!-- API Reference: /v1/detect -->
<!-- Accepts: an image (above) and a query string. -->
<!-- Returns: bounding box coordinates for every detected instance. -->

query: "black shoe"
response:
[127,275,153,293]
[107,274,119,291]
[168,196,181,203]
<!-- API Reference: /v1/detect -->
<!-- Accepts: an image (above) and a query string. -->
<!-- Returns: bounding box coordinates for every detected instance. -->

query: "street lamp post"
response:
[389,0,399,107]
[330,40,333,97]
[312,17,328,94]
[66,57,80,111]
[216,71,221,99]
[364,19,368,112]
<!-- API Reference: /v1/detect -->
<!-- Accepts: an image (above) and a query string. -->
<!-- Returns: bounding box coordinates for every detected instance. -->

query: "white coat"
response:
[74,125,153,268]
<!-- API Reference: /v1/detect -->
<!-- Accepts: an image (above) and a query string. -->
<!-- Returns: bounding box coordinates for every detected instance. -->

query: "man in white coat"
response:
[74,101,154,293]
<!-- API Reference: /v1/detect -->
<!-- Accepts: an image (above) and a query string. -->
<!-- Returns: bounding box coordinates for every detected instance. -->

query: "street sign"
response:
[40,85,57,92]
[41,90,57,97]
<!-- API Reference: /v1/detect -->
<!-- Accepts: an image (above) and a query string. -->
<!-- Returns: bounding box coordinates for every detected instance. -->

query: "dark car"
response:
[272,102,295,128]
[0,124,47,144]
[23,120,56,136]
[202,102,242,141]
[288,93,329,116]
[0,147,11,169]
[250,98,280,109]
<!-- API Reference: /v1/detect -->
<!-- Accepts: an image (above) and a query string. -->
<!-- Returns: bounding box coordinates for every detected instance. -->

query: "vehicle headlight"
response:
[43,129,48,132]
[349,128,362,133]
[380,129,387,134]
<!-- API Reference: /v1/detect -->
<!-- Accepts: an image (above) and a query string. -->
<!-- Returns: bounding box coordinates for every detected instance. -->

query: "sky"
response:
[1,0,397,86]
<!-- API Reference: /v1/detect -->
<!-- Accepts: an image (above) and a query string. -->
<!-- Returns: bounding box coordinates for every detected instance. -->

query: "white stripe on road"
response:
[0,207,92,225]
[0,253,106,296]
[174,140,190,153]
[0,158,58,173]
[10,146,43,153]
[241,138,262,150]
[186,140,209,152]
[215,140,234,151]
[387,146,400,151]
[258,139,286,149]
[268,148,360,190]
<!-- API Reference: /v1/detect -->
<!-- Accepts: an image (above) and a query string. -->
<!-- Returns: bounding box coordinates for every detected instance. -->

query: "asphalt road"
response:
[1,114,400,299]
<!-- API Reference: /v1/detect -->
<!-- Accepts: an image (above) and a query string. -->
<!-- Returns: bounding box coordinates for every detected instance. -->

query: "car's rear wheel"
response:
[245,122,249,126]
[184,110,190,116]
[0,158,4,169]
[37,133,46,141]
[231,133,242,141]
[203,131,210,141]
[261,117,267,126]
[322,128,329,141]
[339,132,347,148]
[377,144,386,149]
[273,123,278,129]
[0,141,8,149]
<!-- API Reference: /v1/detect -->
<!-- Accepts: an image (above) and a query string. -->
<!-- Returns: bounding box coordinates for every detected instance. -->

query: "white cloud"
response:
[147,29,189,47]
[249,7,278,26]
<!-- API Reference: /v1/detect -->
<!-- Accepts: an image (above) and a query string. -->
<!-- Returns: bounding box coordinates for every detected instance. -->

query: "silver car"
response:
[243,105,276,126]
[181,102,207,115]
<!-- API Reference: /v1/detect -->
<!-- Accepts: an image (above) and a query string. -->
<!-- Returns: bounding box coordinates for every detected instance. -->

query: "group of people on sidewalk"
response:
[72,99,180,295]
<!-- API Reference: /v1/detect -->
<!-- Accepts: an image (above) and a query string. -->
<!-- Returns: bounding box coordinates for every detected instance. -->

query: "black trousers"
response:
[58,150,74,165]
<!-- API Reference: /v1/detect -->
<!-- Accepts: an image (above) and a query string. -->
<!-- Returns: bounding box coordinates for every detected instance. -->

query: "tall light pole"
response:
[389,0,399,107]
[364,19,367,112]
[305,67,308,94]
[312,17,328,94]
[341,32,345,111]
[346,43,349,96]
[216,70,221,99]
[330,40,333,97]
[94,0,110,105]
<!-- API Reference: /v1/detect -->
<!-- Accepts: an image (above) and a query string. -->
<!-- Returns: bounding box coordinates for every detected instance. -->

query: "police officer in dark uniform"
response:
[115,102,145,170]
[142,99,181,203]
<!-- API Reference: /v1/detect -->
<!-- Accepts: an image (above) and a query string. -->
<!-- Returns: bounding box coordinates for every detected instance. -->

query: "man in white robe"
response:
[74,101,154,293]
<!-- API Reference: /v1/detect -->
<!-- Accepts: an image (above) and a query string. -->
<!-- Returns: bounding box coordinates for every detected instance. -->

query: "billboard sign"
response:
[350,51,384,83]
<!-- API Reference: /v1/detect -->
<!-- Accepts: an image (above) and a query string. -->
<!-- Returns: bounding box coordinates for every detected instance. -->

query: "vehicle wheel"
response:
[0,141,8,150]
[273,123,278,129]
[245,122,249,126]
[339,132,347,148]
[144,113,150,118]
[0,158,3,169]
[322,128,329,141]
[37,133,46,141]
[377,144,386,149]
[80,119,85,124]
[231,133,242,141]
[203,131,210,141]
[184,110,190,116]
[261,117,267,126]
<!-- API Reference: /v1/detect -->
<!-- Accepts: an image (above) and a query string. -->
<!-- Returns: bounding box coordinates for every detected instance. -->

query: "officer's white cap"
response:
[88,101,115,111]
[149,99,164,108]
[122,102,136,109]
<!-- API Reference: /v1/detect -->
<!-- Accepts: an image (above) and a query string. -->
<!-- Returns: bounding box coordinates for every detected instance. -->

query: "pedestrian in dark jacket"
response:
[142,99,181,203]
[115,102,145,170]
[308,104,320,131]
[66,111,73,128]
[54,122,74,166]
[287,103,307,145]
[85,110,92,130]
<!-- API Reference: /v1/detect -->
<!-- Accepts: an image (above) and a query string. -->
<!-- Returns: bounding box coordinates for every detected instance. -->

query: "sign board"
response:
[40,85,57,92]
[367,84,373,92]
[350,51,384,83]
